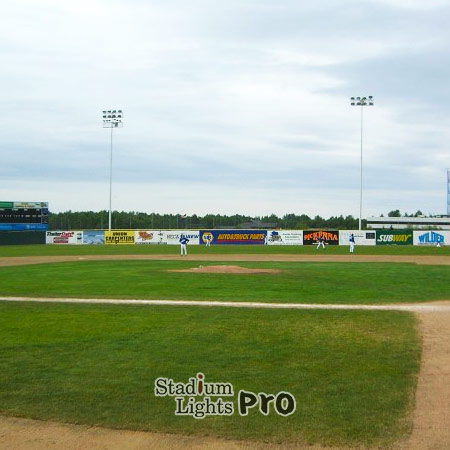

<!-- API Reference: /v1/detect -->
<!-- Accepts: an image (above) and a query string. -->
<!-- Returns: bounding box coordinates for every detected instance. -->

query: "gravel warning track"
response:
[0,254,450,267]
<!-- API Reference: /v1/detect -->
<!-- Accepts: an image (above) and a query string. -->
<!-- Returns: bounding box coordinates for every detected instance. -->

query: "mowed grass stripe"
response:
[0,260,449,304]
[0,302,420,446]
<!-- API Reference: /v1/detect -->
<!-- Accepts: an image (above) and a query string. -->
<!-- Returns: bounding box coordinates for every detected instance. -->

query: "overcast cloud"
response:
[1,0,450,218]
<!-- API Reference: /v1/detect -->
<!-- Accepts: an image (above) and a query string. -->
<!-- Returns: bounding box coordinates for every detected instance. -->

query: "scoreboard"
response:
[0,201,49,231]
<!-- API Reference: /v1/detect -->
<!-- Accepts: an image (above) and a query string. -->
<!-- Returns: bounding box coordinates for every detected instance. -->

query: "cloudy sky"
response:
[1,0,450,218]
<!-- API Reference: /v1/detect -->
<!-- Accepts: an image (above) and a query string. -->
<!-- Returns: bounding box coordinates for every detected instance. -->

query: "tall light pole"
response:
[350,96,374,230]
[447,168,450,216]
[102,109,123,231]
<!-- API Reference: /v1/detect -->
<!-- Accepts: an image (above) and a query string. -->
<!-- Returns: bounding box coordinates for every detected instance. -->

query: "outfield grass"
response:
[0,302,420,446]
[0,260,449,304]
[0,243,449,257]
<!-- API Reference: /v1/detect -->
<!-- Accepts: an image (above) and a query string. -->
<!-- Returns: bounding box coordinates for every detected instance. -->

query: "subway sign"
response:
[376,230,413,245]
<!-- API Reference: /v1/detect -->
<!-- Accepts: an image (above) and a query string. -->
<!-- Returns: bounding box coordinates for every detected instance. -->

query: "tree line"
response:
[386,209,423,217]
[48,209,433,231]
[48,210,365,230]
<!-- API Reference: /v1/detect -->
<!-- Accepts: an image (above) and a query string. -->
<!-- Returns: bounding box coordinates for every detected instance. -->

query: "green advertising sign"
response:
[0,201,14,209]
[376,230,413,245]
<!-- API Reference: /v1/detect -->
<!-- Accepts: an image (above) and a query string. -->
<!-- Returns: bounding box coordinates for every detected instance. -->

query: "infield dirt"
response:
[1,253,450,267]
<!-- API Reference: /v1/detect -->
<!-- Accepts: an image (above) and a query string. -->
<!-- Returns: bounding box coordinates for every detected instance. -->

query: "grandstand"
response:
[367,216,450,230]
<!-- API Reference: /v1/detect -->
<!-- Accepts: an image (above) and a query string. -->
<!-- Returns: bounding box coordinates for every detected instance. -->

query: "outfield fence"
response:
[41,229,450,246]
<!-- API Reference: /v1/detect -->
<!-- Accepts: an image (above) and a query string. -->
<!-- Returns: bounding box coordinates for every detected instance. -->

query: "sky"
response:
[1,0,450,219]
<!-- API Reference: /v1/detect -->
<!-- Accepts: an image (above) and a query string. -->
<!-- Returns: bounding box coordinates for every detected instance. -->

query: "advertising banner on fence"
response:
[376,230,413,245]
[166,230,200,246]
[135,230,200,245]
[83,230,105,244]
[135,230,166,245]
[105,230,135,245]
[339,230,376,246]
[266,230,303,245]
[303,230,339,245]
[413,230,450,246]
[200,230,267,245]
[46,231,83,245]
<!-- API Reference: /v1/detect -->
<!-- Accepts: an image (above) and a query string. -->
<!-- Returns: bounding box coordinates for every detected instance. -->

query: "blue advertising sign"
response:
[414,230,448,245]
[0,223,48,231]
[83,230,105,244]
[200,230,267,245]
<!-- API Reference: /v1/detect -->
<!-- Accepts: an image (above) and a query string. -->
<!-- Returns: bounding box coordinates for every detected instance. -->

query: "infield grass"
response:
[0,260,449,304]
[0,302,420,447]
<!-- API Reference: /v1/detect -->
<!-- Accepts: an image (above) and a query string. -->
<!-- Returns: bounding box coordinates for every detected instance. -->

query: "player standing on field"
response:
[316,236,326,249]
[349,233,355,253]
[179,235,189,256]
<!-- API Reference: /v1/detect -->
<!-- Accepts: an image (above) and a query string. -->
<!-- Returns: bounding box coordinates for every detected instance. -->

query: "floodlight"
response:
[102,109,124,230]
[350,96,375,230]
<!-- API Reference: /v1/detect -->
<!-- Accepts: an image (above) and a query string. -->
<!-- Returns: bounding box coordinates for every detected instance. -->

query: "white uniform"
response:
[179,236,189,255]
[349,234,355,253]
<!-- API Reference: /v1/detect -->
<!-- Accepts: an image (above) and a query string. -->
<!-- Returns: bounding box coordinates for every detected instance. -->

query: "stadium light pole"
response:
[350,96,374,230]
[447,168,450,216]
[102,109,124,231]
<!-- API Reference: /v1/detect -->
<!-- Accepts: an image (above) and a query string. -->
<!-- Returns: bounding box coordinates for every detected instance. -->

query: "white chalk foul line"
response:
[1,296,450,312]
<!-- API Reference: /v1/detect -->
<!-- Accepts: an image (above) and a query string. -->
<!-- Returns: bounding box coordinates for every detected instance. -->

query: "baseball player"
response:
[316,236,326,249]
[349,233,355,253]
[179,235,189,256]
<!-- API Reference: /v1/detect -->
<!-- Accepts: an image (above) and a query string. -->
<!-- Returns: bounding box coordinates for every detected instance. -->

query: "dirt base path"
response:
[0,254,450,267]
[0,415,356,450]
[2,296,450,312]
[399,309,450,450]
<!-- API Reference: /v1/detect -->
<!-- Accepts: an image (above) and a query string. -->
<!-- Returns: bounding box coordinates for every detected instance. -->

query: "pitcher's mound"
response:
[169,265,282,274]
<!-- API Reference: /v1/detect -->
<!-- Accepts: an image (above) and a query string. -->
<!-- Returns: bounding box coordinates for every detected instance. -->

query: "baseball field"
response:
[0,244,449,450]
